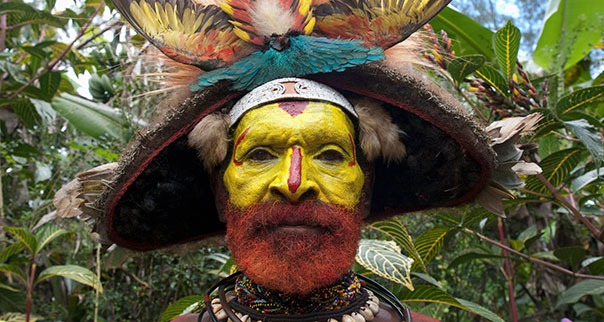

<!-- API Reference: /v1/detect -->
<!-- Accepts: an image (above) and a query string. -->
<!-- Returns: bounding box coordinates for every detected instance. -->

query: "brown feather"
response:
[355,98,406,163]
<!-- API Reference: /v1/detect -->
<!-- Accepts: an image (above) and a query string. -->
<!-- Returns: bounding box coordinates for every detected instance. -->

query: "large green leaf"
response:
[36,265,103,292]
[0,98,42,129]
[554,246,587,268]
[447,55,486,84]
[51,93,125,140]
[475,64,509,97]
[563,119,604,164]
[160,295,203,322]
[0,2,64,28]
[455,298,505,322]
[4,227,37,255]
[414,227,452,265]
[369,220,426,272]
[34,225,69,255]
[533,0,604,72]
[0,263,27,284]
[430,7,494,59]
[556,86,604,115]
[526,148,584,194]
[356,239,414,291]
[38,71,62,101]
[493,21,521,82]
[556,279,604,308]
[571,167,604,192]
[0,242,26,263]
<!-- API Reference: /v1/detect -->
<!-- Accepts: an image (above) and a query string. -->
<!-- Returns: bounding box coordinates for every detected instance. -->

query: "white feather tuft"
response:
[355,99,406,164]
[188,112,230,172]
[250,0,295,36]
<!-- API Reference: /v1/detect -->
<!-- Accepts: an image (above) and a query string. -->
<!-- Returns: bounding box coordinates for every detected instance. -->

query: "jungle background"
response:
[1,0,603,321]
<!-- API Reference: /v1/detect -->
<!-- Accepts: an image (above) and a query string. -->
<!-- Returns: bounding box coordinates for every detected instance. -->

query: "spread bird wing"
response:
[313,0,451,49]
[219,0,316,46]
[112,0,254,70]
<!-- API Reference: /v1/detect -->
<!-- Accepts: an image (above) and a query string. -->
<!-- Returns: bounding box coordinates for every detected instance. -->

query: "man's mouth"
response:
[272,224,327,234]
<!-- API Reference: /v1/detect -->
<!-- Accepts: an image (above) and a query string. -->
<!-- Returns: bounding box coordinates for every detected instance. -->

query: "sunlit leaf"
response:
[369,220,426,272]
[0,2,64,28]
[556,279,604,308]
[414,227,452,265]
[160,295,203,322]
[4,226,37,255]
[34,225,69,255]
[533,0,604,72]
[0,241,26,263]
[447,55,486,84]
[356,239,414,290]
[430,7,494,59]
[36,265,103,292]
[493,21,521,82]
[526,148,584,194]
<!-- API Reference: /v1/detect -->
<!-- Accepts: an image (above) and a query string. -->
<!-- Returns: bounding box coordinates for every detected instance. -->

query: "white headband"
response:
[229,78,357,126]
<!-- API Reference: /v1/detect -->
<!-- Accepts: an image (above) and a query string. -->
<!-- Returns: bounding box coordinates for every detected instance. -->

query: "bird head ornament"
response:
[53,0,542,250]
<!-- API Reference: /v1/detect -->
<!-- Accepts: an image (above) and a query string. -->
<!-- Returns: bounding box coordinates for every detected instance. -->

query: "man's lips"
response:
[272,225,327,234]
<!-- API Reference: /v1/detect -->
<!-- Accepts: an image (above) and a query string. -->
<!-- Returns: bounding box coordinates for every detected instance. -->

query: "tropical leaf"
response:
[493,21,521,82]
[1,98,42,129]
[430,7,494,59]
[557,86,604,115]
[554,246,587,269]
[0,263,27,284]
[414,227,452,266]
[475,64,508,97]
[571,167,604,192]
[525,148,584,194]
[563,119,604,164]
[0,242,26,263]
[556,279,604,308]
[36,265,103,292]
[447,55,486,84]
[369,220,426,271]
[38,71,62,101]
[4,227,37,255]
[160,295,203,322]
[34,225,69,255]
[533,0,604,72]
[0,2,64,29]
[456,298,505,322]
[51,93,126,140]
[356,239,414,291]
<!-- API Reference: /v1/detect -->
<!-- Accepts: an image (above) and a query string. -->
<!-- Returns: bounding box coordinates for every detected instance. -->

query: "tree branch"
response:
[7,2,104,100]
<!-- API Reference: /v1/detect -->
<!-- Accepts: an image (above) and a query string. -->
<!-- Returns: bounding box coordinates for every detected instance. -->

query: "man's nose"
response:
[269,146,318,203]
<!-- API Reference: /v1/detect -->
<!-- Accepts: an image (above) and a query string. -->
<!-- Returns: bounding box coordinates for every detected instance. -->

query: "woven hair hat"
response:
[54,0,541,250]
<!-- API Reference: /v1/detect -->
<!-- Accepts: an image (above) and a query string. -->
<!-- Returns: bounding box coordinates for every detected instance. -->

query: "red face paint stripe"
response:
[278,101,308,117]
[288,146,302,193]
[348,133,357,166]
[233,127,251,166]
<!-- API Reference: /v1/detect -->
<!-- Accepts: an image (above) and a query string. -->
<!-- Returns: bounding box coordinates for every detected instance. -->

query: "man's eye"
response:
[316,149,344,162]
[247,148,276,161]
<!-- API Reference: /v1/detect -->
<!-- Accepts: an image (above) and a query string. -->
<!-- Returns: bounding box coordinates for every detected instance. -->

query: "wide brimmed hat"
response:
[55,63,502,251]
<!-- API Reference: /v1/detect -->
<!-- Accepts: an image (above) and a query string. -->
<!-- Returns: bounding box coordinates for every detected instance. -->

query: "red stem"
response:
[498,218,518,322]
[26,262,36,322]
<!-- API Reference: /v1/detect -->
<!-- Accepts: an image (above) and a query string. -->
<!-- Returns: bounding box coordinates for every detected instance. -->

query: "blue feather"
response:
[190,36,384,91]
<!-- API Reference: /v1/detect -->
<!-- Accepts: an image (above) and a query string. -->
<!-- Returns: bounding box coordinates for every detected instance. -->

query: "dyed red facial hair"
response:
[225,201,363,295]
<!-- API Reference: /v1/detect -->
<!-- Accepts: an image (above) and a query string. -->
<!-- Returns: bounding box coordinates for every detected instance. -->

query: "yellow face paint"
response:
[223,101,364,209]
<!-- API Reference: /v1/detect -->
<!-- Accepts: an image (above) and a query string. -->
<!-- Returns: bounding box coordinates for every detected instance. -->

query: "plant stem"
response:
[536,174,602,240]
[26,262,37,322]
[94,243,101,322]
[498,218,518,322]
[464,227,604,281]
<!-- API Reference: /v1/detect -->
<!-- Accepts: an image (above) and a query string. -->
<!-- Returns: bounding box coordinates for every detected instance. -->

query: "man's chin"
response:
[225,201,363,295]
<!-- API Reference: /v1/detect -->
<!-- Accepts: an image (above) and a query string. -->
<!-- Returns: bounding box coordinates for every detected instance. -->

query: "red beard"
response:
[225,201,363,295]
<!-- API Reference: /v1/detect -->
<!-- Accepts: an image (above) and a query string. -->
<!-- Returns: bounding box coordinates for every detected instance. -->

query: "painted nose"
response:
[269,146,318,203]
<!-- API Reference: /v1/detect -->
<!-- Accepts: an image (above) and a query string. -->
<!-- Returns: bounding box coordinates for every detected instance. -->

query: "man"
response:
[54,0,540,320]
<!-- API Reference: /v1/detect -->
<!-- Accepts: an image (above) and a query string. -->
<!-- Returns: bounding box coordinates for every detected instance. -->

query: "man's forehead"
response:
[238,101,354,124]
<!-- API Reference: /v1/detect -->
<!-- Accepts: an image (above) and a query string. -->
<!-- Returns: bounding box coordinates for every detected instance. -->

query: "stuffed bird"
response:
[112,0,451,90]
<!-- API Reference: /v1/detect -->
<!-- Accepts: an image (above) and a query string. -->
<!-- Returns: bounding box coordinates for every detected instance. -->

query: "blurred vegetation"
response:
[1,0,603,321]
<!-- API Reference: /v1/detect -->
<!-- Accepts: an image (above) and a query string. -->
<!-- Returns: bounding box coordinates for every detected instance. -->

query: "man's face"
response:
[223,101,364,208]
[222,101,365,295]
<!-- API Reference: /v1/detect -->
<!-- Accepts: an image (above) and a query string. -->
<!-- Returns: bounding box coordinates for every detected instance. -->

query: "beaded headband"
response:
[229,78,357,126]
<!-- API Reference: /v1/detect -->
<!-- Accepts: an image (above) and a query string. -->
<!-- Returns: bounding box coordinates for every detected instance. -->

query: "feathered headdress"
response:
[54,0,541,250]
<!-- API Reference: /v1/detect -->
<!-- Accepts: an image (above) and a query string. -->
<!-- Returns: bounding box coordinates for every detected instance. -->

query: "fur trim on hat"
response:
[188,112,230,172]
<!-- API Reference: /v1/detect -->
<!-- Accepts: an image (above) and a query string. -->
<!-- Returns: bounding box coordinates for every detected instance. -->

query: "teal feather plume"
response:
[190,36,384,91]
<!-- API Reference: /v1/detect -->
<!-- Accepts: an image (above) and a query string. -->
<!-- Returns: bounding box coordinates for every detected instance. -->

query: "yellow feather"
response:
[219,2,234,15]
[304,16,315,35]
[234,27,251,41]
[299,0,311,16]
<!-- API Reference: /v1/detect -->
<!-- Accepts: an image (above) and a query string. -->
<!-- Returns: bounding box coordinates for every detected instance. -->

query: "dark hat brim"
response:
[100,64,495,251]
